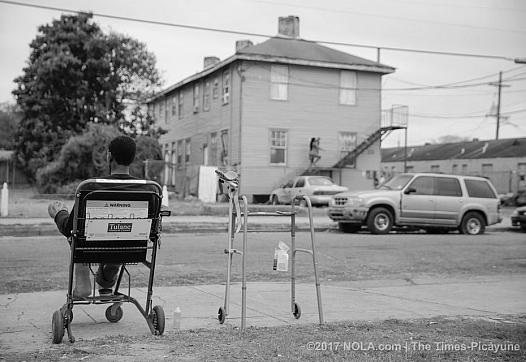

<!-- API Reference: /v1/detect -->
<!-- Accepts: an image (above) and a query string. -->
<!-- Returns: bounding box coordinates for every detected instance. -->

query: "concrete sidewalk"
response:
[1,275,525,353]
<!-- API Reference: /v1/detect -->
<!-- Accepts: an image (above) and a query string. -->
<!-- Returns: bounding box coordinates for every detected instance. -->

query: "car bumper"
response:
[511,215,526,227]
[308,195,335,205]
[328,206,368,222]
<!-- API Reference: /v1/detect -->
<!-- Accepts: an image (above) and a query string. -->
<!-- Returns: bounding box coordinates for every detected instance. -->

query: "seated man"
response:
[48,135,141,297]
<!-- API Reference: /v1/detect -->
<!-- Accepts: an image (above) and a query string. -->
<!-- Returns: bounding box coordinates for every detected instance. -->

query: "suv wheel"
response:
[460,212,485,235]
[367,207,393,234]
[339,223,361,233]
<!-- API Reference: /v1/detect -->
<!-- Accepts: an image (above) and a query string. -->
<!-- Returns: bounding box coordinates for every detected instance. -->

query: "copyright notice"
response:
[305,341,521,353]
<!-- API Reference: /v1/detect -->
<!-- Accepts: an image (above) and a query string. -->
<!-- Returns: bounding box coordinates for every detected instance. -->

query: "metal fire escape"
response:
[333,105,408,169]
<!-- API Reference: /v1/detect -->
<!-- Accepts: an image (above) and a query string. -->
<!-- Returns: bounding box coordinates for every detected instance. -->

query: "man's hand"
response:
[48,201,68,219]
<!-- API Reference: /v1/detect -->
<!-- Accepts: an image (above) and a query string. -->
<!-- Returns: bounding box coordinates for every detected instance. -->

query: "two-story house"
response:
[147,16,396,202]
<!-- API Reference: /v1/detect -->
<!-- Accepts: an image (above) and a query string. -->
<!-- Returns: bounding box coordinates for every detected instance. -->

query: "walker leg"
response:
[240,196,248,331]
[306,196,324,324]
[290,202,296,314]
[220,195,235,322]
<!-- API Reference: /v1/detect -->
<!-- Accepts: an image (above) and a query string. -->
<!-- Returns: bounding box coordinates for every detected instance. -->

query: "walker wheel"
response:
[293,302,302,319]
[52,310,64,344]
[105,304,123,323]
[151,305,165,335]
[218,306,226,324]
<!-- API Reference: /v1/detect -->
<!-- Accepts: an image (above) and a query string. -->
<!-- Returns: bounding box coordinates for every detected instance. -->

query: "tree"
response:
[433,135,471,144]
[0,103,22,149]
[36,123,121,193]
[13,13,161,180]
[35,124,164,193]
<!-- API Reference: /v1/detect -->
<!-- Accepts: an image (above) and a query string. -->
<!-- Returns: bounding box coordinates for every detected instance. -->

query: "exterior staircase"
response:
[332,125,404,168]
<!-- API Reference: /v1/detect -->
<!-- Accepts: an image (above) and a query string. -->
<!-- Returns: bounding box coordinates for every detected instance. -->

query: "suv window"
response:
[407,176,434,195]
[284,180,294,188]
[294,178,305,188]
[436,177,462,197]
[464,179,496,198]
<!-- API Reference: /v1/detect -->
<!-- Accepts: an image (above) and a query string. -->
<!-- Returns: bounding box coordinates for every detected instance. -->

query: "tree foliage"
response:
[13,13,162,180]
[35,123,163,193]
[0,103,22,149]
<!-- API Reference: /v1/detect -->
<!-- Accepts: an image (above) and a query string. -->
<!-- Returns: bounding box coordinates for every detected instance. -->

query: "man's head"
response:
[108,135,136,166]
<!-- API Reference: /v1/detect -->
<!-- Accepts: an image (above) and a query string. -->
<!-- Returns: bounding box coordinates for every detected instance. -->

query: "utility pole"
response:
[495,71,502,140]
[489,71,510,140]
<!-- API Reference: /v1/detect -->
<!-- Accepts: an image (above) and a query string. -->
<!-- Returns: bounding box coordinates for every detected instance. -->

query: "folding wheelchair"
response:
[51,178,170,343]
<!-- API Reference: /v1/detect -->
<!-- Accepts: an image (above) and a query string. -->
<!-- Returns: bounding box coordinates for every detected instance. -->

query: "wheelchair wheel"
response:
[151,305,165,335]
[293,302,302,319]
[218,306,226,324]
[105,304,123,323]
[52,310,64,344]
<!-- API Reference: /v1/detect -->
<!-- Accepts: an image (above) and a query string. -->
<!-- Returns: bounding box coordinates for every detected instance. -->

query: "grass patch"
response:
[5,316,525,361]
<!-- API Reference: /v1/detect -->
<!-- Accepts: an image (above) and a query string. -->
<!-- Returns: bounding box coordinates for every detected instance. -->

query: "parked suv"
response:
[328,173,502,235]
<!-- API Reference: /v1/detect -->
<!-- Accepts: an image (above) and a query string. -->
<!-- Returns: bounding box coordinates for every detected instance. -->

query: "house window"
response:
[171,95,177,117]
[163,145,170,184]
[339,70,357,105]
[171,142,176,184]
[161,100,167,124]
[270,129,287,165]
[220,130,229,166]
[185,138,191,165]
[270,64,288,100]
[461,164,468,174]
[210,132,218,166]
[178,92,184,119]
[431,165,440,172]
[338,132,357,158]
[452,164,458,174]
[213,78,219,99]
[482,163,493,174]
[177,140,183,168]
[193,83,200,112]
[203,79,211,111]
[222,70,230,105]
[406,165,414,172]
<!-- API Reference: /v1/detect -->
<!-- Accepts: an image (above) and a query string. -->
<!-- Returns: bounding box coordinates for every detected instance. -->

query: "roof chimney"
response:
[235,39,253,53]
[203,56,220,69]
[278,15,300,38]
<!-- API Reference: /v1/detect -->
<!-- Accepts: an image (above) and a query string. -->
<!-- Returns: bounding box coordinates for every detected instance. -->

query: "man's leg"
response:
[74,264,92,297]
[96,264,121,294]
[48,201,91,297]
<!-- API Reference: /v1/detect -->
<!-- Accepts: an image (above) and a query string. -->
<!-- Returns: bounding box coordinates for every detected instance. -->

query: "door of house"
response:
[203,143,209,165]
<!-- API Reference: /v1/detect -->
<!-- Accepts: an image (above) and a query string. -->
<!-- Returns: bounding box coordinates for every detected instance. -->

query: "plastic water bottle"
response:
[173,307,181,330]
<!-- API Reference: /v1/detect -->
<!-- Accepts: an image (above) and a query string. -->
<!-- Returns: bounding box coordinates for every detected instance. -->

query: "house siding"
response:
[156,64,240,194]
[240,62,382,195]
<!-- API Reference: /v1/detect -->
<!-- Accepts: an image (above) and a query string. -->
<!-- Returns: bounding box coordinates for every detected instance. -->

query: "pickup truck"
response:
[328,173,502,235]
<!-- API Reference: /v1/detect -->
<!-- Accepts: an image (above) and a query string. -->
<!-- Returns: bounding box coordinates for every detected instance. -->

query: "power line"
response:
[409,107,526,119]
[0,0,520,62]
[250,0,526,34]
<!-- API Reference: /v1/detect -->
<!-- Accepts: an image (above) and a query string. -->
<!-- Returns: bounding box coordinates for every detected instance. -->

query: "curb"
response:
[0,222,336,237]
[0,222,515,237]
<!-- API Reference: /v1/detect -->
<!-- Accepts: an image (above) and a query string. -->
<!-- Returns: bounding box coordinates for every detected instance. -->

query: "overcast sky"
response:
[1,0,525,147]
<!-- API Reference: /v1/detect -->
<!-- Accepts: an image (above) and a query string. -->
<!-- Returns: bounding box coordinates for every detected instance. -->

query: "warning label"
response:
[86,200,148,219]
